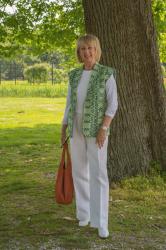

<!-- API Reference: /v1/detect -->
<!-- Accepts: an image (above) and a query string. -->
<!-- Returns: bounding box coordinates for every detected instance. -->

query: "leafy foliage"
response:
[152,0,166,61]
[24,63,49,83]
[0,0,85,59]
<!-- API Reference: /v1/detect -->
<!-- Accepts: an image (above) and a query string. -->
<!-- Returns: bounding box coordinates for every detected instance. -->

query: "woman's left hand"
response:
[96,128,107,149]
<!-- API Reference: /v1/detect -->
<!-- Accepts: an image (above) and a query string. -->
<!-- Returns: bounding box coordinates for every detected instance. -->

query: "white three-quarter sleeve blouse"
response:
[62,70,118,125]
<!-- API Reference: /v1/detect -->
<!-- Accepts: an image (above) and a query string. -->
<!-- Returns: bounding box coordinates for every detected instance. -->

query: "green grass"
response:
[0,97,166,249]
[0,82,67,97]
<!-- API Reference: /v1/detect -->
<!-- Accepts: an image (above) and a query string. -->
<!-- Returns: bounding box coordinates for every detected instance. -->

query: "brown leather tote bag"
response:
[55,142,74,204]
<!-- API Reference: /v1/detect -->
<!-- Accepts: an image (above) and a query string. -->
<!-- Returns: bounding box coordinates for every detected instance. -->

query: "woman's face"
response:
[79,42,97,65]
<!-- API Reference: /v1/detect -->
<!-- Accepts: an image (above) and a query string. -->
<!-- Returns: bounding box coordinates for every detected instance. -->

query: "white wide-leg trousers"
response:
[70,114,109,229]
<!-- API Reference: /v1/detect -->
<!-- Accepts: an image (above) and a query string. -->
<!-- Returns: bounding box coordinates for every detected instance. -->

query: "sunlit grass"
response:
[0,82,67,97]
[0,97,65,128]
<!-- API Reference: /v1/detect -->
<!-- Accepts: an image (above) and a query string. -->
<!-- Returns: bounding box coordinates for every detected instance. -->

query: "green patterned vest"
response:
[68,63,115,137]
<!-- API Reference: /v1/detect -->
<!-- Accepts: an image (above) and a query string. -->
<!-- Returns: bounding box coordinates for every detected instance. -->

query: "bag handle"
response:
[63,142,71,169]
[59,145,66,168]
[59,136,70,167]
[60,136,69,148]
[60,140,71,170]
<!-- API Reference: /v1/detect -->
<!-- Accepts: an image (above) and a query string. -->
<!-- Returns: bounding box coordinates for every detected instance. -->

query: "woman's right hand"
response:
[61,124,68,146]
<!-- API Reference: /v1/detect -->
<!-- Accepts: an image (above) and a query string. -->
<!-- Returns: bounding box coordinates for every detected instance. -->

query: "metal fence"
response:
[0,60,66,84]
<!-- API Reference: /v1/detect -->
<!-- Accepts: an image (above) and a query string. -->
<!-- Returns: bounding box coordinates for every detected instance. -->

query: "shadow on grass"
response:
[1,179,40,194]
[0,123,61,146]
[0,123,63,174]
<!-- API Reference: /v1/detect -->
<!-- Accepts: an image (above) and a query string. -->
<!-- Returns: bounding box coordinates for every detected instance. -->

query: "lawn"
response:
[0,97,166,250]
[0,82,68,98]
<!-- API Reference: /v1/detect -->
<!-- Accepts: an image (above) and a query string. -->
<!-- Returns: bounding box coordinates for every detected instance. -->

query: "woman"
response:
[61,34,118,238]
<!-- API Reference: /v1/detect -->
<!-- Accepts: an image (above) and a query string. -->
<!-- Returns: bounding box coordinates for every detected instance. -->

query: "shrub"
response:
[24,64,49,83]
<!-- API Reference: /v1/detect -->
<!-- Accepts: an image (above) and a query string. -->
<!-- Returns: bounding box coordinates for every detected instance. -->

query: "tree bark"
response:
[82,0,166,181]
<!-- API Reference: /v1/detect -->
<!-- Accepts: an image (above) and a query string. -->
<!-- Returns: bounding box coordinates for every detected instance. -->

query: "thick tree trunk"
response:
[82,0,166,181]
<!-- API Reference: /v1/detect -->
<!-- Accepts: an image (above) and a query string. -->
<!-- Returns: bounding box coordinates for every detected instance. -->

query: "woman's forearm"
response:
[101,115,113,128]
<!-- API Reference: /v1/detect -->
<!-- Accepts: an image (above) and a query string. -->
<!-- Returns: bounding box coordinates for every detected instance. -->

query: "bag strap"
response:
[59,136,70,168]
[59,144,66,168]
[61,136,69,148]
[63,142,71,169]
[59,141,71,170]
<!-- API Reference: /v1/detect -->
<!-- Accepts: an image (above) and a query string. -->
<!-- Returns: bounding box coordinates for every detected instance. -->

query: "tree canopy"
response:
[0,0,84,59]
[0,0,165,62]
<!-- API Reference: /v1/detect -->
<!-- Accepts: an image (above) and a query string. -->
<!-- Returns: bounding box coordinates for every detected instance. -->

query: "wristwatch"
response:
[101,126,109,132]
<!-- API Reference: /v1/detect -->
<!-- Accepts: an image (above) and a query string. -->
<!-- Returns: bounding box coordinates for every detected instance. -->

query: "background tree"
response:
[82,0,166,180]
[0,59,24,81]
[24,64,49,84]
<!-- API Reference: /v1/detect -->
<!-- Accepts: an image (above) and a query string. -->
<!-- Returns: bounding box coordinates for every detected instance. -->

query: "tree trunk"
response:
[82,0,166,181]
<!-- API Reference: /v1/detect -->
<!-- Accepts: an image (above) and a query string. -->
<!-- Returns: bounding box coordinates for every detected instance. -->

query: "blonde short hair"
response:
[76,34,102,63]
